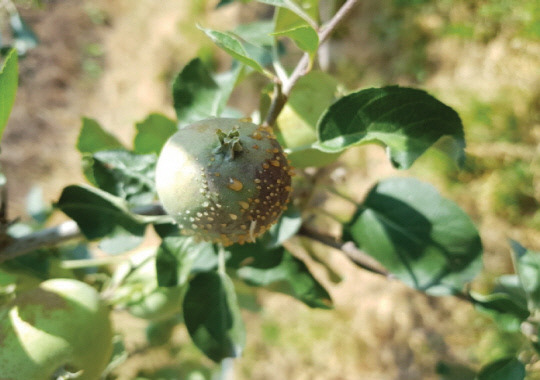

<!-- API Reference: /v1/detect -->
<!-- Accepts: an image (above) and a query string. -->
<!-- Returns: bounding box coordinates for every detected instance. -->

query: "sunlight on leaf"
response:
[198,26,265,73]
[173,58,243,124]
[316,86,466,169]
[77,117,123,154]
[56,185,152,254]
[133,113,177,154]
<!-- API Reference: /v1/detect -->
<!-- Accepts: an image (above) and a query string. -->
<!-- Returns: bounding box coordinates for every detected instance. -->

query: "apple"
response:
[0,278,113,380]
[155,118,293,246]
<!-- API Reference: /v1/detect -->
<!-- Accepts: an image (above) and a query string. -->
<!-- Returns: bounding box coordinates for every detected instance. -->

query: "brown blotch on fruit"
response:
[228,178,243,191]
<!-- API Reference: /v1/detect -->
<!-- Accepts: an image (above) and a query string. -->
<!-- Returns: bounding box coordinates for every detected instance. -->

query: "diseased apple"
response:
[155,118,293,246]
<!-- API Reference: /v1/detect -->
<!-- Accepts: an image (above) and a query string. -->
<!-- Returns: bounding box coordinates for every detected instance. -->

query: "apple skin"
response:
[0,278,113,380]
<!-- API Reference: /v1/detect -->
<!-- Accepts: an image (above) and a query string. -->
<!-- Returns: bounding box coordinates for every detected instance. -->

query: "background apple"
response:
[0,278,113,380]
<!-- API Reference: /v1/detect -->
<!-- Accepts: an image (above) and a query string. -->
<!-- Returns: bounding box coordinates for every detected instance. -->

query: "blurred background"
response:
[0,0,538,378]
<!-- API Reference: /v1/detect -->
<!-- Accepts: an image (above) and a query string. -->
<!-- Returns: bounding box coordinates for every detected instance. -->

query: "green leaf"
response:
[275,71,342,168]
[345,177,482,295]
[26,186,52,224]
[198,26,266,73]
[213,64,244,115]
[173,58,219,124]
[217,0,235,6]
[154,224,216,287]
[234,21,275,47]
[272,25,318,55]
[476,357,525,380]
[173,58,242,124]
[146,318,178,347]
[316,86,466,169]
[260,204,302,249]
[133,113,177,154]
[0,48,18,142]
[183,271,246,362]
[56,185,151,254]
[258,0,318,26]
[228,242,333,309]
[217,0,253,7]
[496,275,530,305]
[436,361,476,380]
[1,249,50,279]
[232,21,274,68]
[154,223,219,274]
[9,12,39,55]
[4,223,51,278]
[272,1,319,56]
[284,71,339,131]
[77,117,123,154]
[511,240,540,310]
[89,150,157,207]
[99,234,145,255]
[155,236,199,288]
[101,336,129,379]
[471,290,530,332]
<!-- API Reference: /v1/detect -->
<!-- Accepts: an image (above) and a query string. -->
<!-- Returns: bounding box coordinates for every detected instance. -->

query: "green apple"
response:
[0,278,113,380]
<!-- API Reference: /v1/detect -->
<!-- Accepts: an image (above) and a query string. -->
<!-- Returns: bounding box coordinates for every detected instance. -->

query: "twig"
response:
[298,226,390,277]
[0,220,82,263]
[318,0,359,45]
[262,80,288,127]
[281,53,309,97]
[266,0,358,119]
[298,226,476,305]
[0,203,165,264]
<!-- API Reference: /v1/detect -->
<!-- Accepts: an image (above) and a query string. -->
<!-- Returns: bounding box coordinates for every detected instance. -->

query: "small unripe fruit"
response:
[155,118,293,246]
[0,279,113,380]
